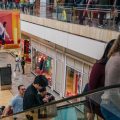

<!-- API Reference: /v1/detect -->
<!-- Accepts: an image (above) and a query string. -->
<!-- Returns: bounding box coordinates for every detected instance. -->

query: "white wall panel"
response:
[21,20,106,60]
[66,57,74,66]
[56,52,63,60]
[41,45,47,53]
[47,48,55,57]
[74,60,83,72]
[68,34,105,59]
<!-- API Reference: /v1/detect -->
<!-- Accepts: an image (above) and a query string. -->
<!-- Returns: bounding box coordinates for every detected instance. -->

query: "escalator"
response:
[1,84,120,120]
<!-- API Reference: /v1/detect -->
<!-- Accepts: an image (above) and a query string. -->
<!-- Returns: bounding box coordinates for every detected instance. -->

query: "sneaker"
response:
[98,25,104,28]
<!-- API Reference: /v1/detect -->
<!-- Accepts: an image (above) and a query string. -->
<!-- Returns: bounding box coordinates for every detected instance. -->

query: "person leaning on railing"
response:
[2,0,7,9]
[115,0,120,29]
[20,0,25,13]
[0,0,3,9]
[76,0,86,25]
[23,75,48,110]
[98,0,111,28]
[14,0,20,9]
[29,0,35,15]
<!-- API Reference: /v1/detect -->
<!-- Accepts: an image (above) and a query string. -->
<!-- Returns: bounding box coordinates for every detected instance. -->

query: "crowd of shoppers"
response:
[0,0,120,29]
[58,0,120,29]
[0,0,35,14]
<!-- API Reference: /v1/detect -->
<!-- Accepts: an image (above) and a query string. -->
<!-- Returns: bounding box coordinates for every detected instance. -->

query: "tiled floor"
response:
[0,90,13,106]
[0,51,61,107]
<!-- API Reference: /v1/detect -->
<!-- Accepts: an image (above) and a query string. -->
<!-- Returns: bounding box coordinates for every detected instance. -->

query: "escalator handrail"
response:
[2,84,120,118]
[57,100,86,109]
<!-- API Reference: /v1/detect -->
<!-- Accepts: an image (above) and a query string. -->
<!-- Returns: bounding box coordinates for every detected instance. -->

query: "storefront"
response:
[32,48,53,87]
[65,66,82,97]
[31,40,92,97]
[65,56,92,97]
[21,34,31,62]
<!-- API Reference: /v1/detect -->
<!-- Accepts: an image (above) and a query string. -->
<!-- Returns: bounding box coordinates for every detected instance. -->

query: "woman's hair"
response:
[99,39,115,65]
[108,34,120,58]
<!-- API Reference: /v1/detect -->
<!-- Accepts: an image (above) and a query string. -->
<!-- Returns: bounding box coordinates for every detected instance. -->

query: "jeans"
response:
[101,100,120,120]
[14,63,20,71]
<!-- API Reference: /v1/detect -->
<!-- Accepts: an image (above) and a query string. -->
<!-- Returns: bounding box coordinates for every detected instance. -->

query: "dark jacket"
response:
[21,59,25,66]
[23,85,42,110]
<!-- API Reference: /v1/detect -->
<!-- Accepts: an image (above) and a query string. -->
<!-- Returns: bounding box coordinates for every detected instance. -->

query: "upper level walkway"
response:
[0,3,120,42]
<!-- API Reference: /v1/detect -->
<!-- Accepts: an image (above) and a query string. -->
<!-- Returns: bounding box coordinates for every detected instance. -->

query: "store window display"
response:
[32,48,53,86]
[21,39,31,62]
[65,66,82,97]
[32,48,37,70]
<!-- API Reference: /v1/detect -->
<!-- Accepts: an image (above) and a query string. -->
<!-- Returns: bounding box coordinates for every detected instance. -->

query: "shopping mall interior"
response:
[0,0,120,120]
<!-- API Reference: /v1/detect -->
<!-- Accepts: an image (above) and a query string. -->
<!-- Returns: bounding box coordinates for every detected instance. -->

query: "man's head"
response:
[33,75,48,90]
[18,85,26,96]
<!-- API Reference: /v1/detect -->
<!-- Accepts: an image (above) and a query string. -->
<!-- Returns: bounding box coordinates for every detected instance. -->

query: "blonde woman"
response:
[101,34,120,120]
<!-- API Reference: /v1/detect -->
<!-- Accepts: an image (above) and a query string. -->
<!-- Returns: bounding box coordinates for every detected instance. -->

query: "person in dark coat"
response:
[23,75,48,110]
[87,39,115,120]
[115,0,120,27]
[38,87,55,119]
[21,57,25,74]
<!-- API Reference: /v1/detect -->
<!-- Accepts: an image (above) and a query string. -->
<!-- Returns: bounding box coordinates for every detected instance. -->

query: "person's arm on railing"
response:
[2,105,12,117]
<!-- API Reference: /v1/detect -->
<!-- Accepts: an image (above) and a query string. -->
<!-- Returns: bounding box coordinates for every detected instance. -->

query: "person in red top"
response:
[87,39,115,120]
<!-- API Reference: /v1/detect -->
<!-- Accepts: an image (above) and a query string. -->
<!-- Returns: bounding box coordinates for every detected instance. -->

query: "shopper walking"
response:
[21,57,25,74]
[14,55,20,72]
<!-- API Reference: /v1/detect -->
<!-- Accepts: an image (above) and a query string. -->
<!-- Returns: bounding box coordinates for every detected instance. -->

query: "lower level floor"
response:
[0,51,60,107]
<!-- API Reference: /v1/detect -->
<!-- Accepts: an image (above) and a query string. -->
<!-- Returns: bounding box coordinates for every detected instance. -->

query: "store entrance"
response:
[32,48,53,87]
[65,66,82,97]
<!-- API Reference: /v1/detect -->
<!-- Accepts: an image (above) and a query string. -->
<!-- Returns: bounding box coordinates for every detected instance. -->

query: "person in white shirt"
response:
[14,55,20,72]
[0,22,10,45]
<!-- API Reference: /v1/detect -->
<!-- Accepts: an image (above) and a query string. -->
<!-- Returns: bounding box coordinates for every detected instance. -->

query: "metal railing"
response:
[1,84,120,119]
[0,3,120,31]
